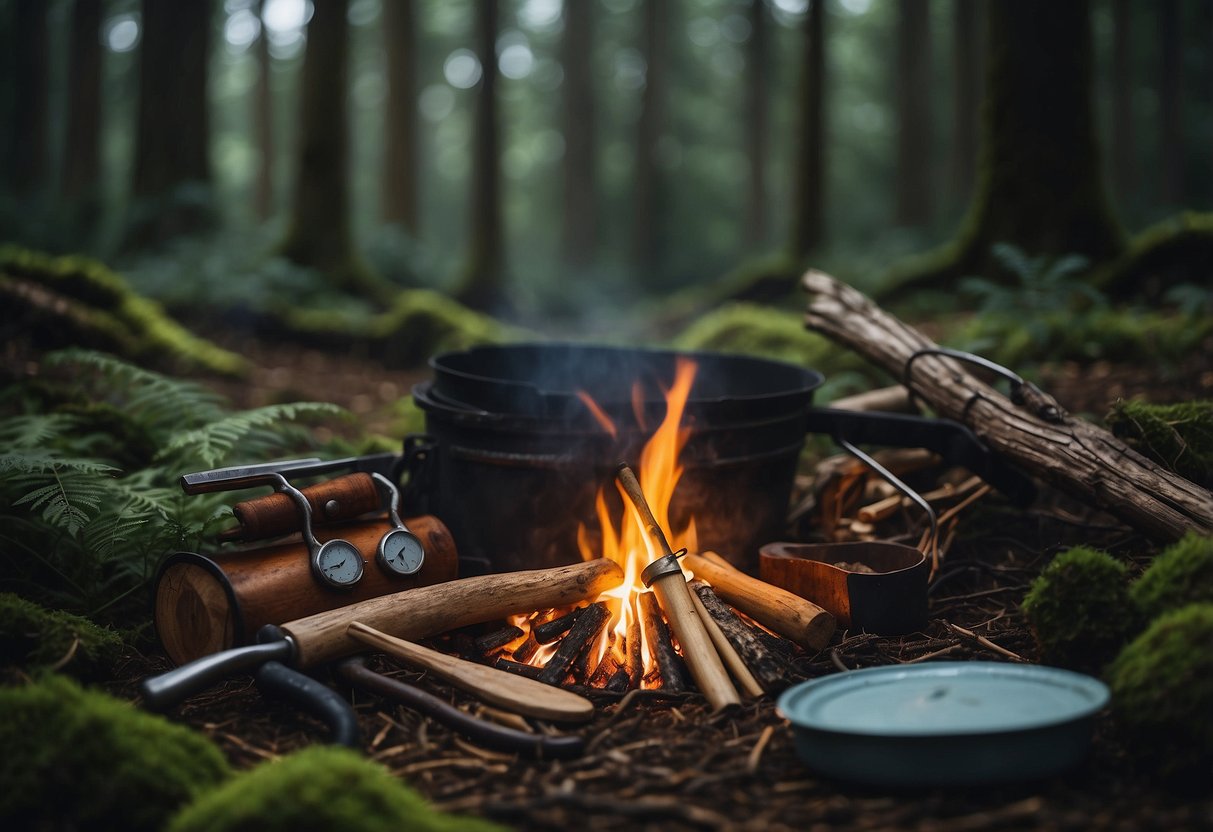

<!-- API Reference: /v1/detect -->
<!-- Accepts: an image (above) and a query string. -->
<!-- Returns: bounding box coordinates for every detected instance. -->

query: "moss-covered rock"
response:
[168,746,504,832]
[1106,399,1213,488]
[1106,603,1213,784]
[1130,533,1213,622]
[0,593,124,678]
[1021,546,1134,672]
[1093,211,1213,301]
[0,674,230,831]
[0,246,246,376]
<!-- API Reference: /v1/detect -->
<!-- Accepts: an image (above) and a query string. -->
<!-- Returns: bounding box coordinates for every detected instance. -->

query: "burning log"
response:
[534,607,583,643]
[691,582,789,693]
[474,625,525,656]
[588,652,620,687]
[618,464,741,711]
[688,586,764,698]
[639,591,690,692]
[683,551,835,652]
[512,634,541,664]
[625,615,643,689]
[537,602,610,686]
[494,657,544,680]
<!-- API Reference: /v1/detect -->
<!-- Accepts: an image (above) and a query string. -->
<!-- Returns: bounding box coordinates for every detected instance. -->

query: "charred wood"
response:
[693,583,790,693]
[493,657,544,680]
[475,625,525,655]
[639,591,690,693]
[534,607,583,643]
[538,602,610,686]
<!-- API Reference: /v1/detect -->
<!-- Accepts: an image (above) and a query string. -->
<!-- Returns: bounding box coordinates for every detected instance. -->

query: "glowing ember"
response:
[576,358,700,681]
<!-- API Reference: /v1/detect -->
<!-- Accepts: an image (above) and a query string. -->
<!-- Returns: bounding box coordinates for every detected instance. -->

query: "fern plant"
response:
[0,350,347,625]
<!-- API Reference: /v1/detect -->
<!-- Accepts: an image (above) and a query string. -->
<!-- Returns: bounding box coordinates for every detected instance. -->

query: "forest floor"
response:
[109,332,1213,832]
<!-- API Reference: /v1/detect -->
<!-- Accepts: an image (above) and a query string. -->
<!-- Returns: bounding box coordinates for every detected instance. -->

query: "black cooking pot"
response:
[405,344,1033,575]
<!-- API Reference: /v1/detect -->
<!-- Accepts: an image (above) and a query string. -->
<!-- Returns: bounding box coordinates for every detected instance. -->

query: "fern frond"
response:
[0,414,79,449]
[0,451,119,478]
[157,402,344,468]
[13,473,112,536]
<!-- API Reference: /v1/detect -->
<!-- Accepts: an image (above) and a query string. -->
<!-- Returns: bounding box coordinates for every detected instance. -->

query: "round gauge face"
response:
[315,540,364,588]
[379,530,425,576]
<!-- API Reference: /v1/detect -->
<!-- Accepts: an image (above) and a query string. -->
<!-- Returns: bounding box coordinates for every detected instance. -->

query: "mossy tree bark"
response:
[127,0,215,248]
[382,0,418,233]
[887,0,1124,294]
[789,0,825,262]
[950,0,982,206]
[252,0,275,221]
[1109,0,1136,206]
[6,0,49,196]
[560,0,597,269]
[281,0,386,299]
[632,0,669,279]
[455,0,506,312]
[895,0,932,227]
[61,0,102,211]
[744,0,769,248]
[1157,0,1184,207]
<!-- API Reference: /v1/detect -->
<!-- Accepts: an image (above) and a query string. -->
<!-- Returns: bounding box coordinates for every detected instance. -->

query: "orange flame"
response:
[577,358,699,680]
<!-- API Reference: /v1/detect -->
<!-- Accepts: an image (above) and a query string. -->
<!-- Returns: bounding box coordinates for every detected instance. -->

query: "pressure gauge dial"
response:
[377,528,425,576]
[313,539,365,589]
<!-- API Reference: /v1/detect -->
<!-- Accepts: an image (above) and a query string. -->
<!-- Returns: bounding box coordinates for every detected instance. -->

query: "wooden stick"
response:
[803,269,1213,540]
[617,465,740,711]
[474,625,525,656]
[534,607,583,643]
[625,614,643,689]
[537,602,610,686]
[511,633,540,664]
[348,622,595,722]
[494,657,543,680]
[691,583,788,693]
[284,559,624,668]
[639,590,689,692]
[689,584,764,698]
[683,552,835,651]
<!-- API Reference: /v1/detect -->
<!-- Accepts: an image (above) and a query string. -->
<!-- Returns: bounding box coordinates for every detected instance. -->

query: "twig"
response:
[746,725,775,775]
[829,648,849,672]
[48,637,80,672]
[942,621,1025,662]
[904,643,963,663]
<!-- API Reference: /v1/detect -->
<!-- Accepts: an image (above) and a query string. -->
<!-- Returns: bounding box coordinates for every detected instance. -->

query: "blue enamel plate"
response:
[777,662,1110,786]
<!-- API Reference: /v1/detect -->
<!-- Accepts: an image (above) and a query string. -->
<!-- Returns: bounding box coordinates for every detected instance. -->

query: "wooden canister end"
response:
[153,555,241,666]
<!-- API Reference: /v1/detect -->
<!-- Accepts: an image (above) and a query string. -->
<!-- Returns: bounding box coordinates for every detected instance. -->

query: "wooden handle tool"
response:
[347,621,595,722]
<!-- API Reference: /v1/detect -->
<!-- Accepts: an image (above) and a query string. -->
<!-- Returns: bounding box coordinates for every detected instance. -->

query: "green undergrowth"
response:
[0,246,246,376]
[1130,533,1213,622]
[0,349,346,625]
[0,593,124,678]
[168,746,505,832]
[1106,400,1213,487]
[0,674,231,831]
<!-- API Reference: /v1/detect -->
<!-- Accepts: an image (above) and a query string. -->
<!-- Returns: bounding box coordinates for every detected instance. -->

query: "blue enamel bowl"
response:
[777,662,1110,786]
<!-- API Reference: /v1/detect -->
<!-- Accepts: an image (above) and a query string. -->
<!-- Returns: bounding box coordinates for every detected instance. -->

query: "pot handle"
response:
[804,407,1036,506]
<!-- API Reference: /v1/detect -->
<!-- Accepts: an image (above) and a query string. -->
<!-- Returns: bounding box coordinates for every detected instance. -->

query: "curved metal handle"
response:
[255,661,362,749]
[140,639,294,711]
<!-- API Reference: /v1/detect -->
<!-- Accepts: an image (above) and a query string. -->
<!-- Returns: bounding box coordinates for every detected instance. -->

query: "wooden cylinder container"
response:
[153,515,458,666]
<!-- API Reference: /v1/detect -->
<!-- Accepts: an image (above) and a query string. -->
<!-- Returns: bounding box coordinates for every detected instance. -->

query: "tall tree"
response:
[561,0,597,268]
[887,0,1123,292]
[1109,0,1135,206]
[951,0,980,207]
[1158,0,1184,206]
[129,0,214,246]
[382,0,418,233]
[744,0,769,247]
[7,0,49,196]
[281,0,384,297]
[61,0,103,216]
[633,0,669,278]
[895,0,933,226]
[789,0,825,261]
[252,0,275,221]
[456,0,506,311]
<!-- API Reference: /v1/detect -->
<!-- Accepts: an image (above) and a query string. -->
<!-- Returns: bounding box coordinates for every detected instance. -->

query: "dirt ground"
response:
[101,338,1213,831]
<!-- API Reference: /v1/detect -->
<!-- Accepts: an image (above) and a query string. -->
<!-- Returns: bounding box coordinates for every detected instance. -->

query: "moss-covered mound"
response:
[1106,603,1213,784]
[1021,546,1134,672]
[1130,533,1213,622]
[0,246,246,376]
[0,674,230,831]
[0,593,124,678]
[168,746,503,832]
[1106,399,1213,488]
[1094,211,1213,301]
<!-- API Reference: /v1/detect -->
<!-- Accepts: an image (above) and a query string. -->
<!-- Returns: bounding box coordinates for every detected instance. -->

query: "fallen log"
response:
[802,270,1213,540]
[691,582,788,693]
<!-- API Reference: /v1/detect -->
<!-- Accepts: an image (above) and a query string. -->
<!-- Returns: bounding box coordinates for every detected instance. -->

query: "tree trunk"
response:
[744,0,769,248]
[281,0,384,298]
[129,0,214,246]
[252,0,275,221]
[887,0,1123,293]
[7,0,49,196]
[950,0,980,207]
[1108,0,1135,207]
[633,0,668,278]
[61,0,103,208]
[382,0,418,233]
[561,0,597,268]
[1158,0,1183,206]
[895,0,933,227]
[789,0,826,261]
[804,270,1213,541]
[456,0,506,312]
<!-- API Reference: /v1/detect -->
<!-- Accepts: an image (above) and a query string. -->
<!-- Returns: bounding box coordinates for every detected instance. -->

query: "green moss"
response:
[1094,212,1213,300]
[1130,533,1213,622]
[0,674,230,831]
[0,593,124,678]
[0,246,246,376]
[1106,400,1213,487]
[1106,603,1213,783]
[168,746,504,832]
[1021,546,1134,672]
